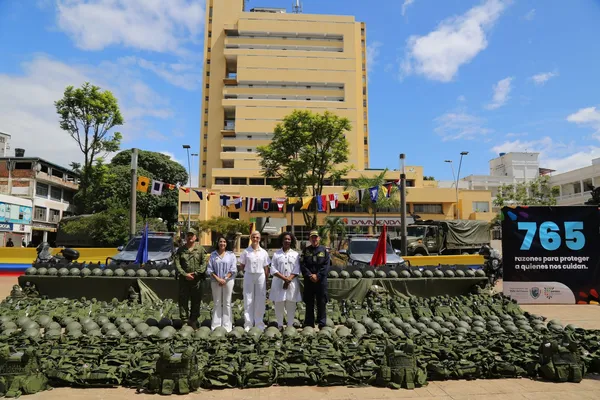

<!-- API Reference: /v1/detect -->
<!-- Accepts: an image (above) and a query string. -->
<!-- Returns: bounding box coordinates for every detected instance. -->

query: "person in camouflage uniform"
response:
[174,229,207,329]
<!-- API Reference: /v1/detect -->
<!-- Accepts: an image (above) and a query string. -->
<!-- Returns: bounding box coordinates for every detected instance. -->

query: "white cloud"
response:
[567,106,600,137]
[531,71,558,85]
[524,9,536,21]
[120,56,202,90]
[55,0,205,54]
[0,55,174,165]
[485,77,513,110]
[506,132,527,138]
[399,0,508,82]
[402,0,416,16]
[491,136,600,173]
[366,42,383,75]
[457,95,466,102]
[160,151,185,168]
[434,111,492,141]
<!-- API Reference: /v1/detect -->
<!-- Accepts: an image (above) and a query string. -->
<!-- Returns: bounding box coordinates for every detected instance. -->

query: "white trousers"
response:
[274,301,297,328]
[243,272,266,331]
[210,279,234,332]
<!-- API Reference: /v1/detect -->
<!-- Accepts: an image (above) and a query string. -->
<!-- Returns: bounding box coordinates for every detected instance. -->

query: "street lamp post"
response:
[399,153,407,256]
[183,145,192,231]
[455,151,469,219]
[444,160,456,187]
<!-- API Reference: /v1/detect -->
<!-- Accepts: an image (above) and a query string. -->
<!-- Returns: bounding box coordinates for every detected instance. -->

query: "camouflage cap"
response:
[309,230,319,237]
[186,228,198,236]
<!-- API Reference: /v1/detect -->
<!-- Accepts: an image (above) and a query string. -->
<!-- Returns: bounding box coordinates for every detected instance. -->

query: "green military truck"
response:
[392,220,491,256]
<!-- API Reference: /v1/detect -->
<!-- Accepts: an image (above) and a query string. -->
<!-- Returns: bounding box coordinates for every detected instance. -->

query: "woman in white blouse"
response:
[269,232,302,328]
[239,230,271,331]
[207,236,237,332]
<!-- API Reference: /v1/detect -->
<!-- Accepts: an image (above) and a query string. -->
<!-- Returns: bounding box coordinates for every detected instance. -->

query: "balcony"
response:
[556,190,592,205]
[222,121,236,137]
[224,73,237,85]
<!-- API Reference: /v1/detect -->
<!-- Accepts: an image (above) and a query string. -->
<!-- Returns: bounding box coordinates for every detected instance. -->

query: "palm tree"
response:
[322,216,347,250]
[345,168,401,232]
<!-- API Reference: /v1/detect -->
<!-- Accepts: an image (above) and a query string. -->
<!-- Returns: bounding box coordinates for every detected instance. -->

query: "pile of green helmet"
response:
[328,268,485,279]
[1,292,599,396]
[26,262,175,278]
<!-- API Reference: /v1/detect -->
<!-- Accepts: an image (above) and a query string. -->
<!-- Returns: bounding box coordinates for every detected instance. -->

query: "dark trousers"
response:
[178,279,202,323]
[303,279,328,328]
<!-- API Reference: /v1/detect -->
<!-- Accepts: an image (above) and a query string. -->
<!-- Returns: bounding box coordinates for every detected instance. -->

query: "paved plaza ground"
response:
[1,276,599,399]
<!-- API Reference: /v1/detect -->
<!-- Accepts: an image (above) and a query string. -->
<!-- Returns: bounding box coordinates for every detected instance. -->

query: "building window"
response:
[203,147,207,152]
[202,161,207,166]
[50,186,62,201]
[202,173,206,178]
[413,204,443,214]
[208,31,212,38]
[249,178,264,185]
[34,206,47,221]
[204,121,208,127]
[206,84,209,89]
[206,71,210,77]
[35,182,49,198]
[363,100,367,107]
[205,96,209,101]
[180,202,200,215]
[364,138,368,145]
[15,162,31,170]
[207,59,211,64]
[205,109,208,114]
[232,177,247,185]
[63,190,74,203]
[472,201,490,213]
[228,212,240,219]
[215,177,231,185]
[265,178,278,186]
[49,209,61,223]
[204,134,208,139]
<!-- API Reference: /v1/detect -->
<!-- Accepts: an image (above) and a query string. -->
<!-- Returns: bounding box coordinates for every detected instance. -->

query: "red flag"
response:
[370,224,387,267]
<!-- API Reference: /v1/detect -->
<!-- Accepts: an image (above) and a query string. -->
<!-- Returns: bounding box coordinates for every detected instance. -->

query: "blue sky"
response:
[1,0,600,184]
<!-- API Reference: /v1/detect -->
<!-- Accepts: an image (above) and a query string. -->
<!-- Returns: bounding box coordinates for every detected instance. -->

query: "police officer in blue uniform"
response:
[300,230,330,329]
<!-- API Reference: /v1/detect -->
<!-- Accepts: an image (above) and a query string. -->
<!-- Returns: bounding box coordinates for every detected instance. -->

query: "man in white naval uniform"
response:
[239,230,270,331]
[269,232,302,328]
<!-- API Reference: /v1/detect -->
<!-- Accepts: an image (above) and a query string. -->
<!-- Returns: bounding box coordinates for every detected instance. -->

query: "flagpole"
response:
[400,153,408,256]
[130,148,138,239]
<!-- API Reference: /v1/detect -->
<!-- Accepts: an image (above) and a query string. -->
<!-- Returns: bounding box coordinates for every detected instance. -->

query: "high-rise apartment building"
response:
[199,0,369,188]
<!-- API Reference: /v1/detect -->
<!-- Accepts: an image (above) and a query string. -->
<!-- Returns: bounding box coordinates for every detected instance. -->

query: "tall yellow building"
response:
[181,1,494,244]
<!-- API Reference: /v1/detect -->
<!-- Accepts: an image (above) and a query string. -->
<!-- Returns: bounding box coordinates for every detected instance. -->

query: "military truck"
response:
[391,220,490,256]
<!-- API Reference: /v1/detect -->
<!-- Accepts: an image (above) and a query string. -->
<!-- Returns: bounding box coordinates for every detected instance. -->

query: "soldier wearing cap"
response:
[300,230,330,329]
[173,228,207,329]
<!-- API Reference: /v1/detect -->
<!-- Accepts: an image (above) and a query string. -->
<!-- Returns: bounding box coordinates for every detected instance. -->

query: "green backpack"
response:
[539,337,586,383]
[241,354,276,388]
[0,346,49,398]
[377,340,427,390]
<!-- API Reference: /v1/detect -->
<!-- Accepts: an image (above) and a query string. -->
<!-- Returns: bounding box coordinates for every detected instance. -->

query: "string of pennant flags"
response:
[135,175,401,212]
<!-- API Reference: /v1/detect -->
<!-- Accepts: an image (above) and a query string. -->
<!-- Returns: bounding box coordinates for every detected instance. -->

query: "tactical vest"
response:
[143,345,201,395]
[378,342,427,389]
[241,354,276,388]
[0,346,49,398]
[539,339,586,383]
[276,362,318,386]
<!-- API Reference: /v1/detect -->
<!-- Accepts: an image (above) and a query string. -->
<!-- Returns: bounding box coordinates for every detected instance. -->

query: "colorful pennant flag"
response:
[357,189,366,203]
[136,176,150,192]
[288,197,298,204]
[301,196,312,210]
[165,183,176,190]
[316,195,325,212]
[261,198,271,211]
[150,180,163,195]
[233,197,242,209]
[180,187,190,194]
[193,190,203,200]
[276,198,285,212]
[220,195,230,206]
[342,192,350,202]
[383,182,393,198]
[369,186,379,203]
[328,193,338,210]
[246,197,256,212]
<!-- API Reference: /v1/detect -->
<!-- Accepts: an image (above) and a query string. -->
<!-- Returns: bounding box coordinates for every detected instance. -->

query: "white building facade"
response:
[549,158,600,205]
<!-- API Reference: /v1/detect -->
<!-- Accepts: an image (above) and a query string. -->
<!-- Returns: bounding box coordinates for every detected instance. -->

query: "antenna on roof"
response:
[292,0,302,13]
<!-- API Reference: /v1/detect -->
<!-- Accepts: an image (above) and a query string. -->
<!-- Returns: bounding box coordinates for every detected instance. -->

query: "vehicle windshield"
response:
[407,226,426,237]
[350,240,395,255]
[124,237,173,253]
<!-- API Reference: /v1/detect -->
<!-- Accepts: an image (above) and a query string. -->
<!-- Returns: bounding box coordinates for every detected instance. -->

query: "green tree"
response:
[344,168,401,230]
[198,216,250,240]
[492,175,560,224]
[60,205,167,247]
[321,216,347,250]
[257,110,352,229]
[585,187,600,205]
[55,82,124,212]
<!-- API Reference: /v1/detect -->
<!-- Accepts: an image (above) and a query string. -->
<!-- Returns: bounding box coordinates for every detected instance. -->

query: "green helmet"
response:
[195,327,211,339]
[157,329,173,340]
[423,270,434,278]
[228,329,242,339]
[2,321,17,332]
[211,326,228,338]
[425,328,437,336]
[328,270,339,278]
[376,270,387,278]
[352,270,363,279]
[84,322,100,332]
[364,270,375,278]
[45,329,62,340]
[339,270,350,279]
[488,315,500,322]
[548,319,562,326]
[520,325,534,332]
[66,321,82,332]
[69,267,80,276]
[472,326,485,334]
[361,316,373,326]
[101,323,117,334]
[456,321,470,330]
[447,316,460,324]
[459,315,472,323]
[45,321,60,331]
[92,268,103,276]
[126,269,136,277]
[264,327,281,338]
[491,325,505,333]
[95,316,109,326]
[143,326,160,337]
[159,269,170,277]
[465,269,476,277]
[25,267,37,275]
[352,323,366,332]
[80,268,91,276]
[86,329,102,337]
[433,269,444,278]
[411,269,423,278]
[181,325,195,335]
[67,329,83,339]
[283,326,298,337]
[118,323,133,334]
[390,327,406,337]
[565,324,579,331]
[474,269,486,277]
[247,327,262,339]
[23,328,41,340]
[455,269,466,278]
[325,318,335,328]
[114,268,125,277]
[442,321,455,331]
[428,322,441,331]
[399,269,411,278]
[37,315,52,328]
[301,326,315,336]
[387,270,398,278]
[124,330,138,339]
[106,329,121,338]
[135,323,149,334]
[444,270,455,278]
[136,269,148,277]
[130,317,143,326]
[57,267,69,277]
[47,267,58,276]
[335,326,351,337]
[37,267,48,275]
[505,325,518,333]
[432,316,444,324]
[392,317,404,327]
[103,268,114,276]
[414,322,427,331]
[548,324,563,332]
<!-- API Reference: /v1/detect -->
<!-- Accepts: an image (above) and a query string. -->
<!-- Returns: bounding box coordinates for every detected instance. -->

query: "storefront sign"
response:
[337,217,415,227]
[0,203,32,224]
[502,206,600,304]
[0,222,13,231]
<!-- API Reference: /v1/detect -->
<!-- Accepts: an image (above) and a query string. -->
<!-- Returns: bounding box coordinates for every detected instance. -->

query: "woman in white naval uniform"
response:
[207,236,238,332]
[239,230,271,331]
[269,232,302,328]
